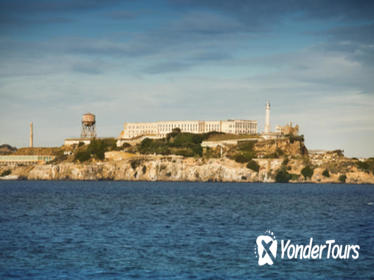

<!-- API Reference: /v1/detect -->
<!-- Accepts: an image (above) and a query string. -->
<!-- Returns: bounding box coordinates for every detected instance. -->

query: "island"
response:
[1,129,373,184]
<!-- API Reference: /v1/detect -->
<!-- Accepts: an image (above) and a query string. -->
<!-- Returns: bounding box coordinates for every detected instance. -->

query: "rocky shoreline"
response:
[1,155,374,184]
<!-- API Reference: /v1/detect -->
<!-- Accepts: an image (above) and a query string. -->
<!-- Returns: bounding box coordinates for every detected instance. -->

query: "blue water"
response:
[0,181,373,279]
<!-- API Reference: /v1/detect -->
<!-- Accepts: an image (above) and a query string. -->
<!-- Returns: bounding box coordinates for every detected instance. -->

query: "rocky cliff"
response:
[1,155,374,184]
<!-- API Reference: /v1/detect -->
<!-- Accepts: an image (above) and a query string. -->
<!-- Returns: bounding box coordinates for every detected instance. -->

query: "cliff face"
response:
[26,157,261,182]
[2,155,373,184]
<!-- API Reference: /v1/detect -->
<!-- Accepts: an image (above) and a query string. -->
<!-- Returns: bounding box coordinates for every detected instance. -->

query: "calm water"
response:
[0,181,373,279]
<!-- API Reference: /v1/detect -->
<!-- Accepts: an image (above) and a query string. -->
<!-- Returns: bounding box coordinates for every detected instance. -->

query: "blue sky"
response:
[0,0,373,157]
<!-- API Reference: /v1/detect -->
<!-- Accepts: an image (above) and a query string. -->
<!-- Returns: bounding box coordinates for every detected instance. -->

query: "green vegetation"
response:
[322,169,330,177]
[74,138,117,162]
[287,134,305,143]
[275,167,292,183]
[0,144,17,155]
[75,150,91,162]
[229,140,257,163]
[49,150,67,164]
[282,157,289,166]
[139,138,170,155]
[246,160,259,172]
[203,147,220,158]
[290,173,300,180]
[356,158,374,174]
[136,129,225,157]
[121,143,132,149]
[262,148,284,159]
[301,165,314,179]
[339,174,347,183]
[233,153,253,163]
[130,159,143,169]
[0,169,11,177]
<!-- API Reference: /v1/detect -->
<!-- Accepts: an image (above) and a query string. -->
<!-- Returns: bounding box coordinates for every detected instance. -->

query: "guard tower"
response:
[81,113,96,138]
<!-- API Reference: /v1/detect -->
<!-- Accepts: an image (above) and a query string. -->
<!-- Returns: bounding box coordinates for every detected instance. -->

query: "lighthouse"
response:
[264,101,271,134]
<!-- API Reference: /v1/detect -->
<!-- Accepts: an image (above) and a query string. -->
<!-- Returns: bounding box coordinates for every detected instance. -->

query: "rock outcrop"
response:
[1,154,373,184]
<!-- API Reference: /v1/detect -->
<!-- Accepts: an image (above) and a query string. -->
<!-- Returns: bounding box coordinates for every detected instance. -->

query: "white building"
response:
[118,119,257,139]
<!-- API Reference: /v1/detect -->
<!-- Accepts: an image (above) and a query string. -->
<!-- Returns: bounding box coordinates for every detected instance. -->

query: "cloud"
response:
[327,23,374,44]
[1,0,374,156]
[109,10,139,20]
[171,11,244,34]
[170,0,374,23]
[0,0,120,15]
[143,62,192,74]
[0,0,120,27]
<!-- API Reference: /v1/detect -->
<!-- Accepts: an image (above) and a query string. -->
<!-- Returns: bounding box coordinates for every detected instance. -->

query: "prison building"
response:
[118,119,257,139]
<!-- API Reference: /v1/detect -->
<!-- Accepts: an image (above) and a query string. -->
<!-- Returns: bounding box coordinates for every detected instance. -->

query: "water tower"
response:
[81,113,96,138]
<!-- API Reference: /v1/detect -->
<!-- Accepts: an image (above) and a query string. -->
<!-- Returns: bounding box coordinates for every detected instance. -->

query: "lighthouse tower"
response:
[264,101,271,134]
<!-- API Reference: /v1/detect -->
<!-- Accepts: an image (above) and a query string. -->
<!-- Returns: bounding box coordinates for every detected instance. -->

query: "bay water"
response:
[0,181,373,279]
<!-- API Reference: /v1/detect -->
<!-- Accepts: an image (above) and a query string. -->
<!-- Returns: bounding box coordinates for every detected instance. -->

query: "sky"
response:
[0,0,373,157]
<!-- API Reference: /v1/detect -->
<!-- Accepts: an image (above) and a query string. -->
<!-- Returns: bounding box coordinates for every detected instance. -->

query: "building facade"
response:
[0,155,55,165]
[118,119,257,139]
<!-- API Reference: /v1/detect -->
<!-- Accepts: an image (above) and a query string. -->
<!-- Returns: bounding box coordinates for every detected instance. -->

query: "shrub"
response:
[288,134,304,143]
[130,159,142,170]
[246,160,260,172]
[276,148,284,156]
[301,166,314,179]
[139,133,204,157]
[322,169,330,177]
[290,173,300,180]
[75,138,113,162]
[0,169,11,177]
[339,174,347,183]
[238,141,255,152]
[122,143,131,149]
[86,139,106,160]
[75,150,91,162]
[139,138,170,155]
[234,153,253,163]
[275,168,292,183]
[356,161,370,173]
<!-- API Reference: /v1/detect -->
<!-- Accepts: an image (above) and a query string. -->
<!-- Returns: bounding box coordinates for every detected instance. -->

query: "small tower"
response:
[264,101,271,134]
[81,113,96,138]
[29,122,33,147]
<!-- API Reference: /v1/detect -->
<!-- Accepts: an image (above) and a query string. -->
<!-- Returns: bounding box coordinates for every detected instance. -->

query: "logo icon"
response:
[254,231,360,266]
[255,230,277,266]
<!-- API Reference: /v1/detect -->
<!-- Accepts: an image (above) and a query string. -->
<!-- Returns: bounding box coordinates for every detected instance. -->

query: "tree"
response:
[275,168,292,183]
[75,150,90,162]
[246,160,260,172]
[301,166,314,179]
[322,169,330,177]
[0,170,11,177]
[339,174,347,183]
